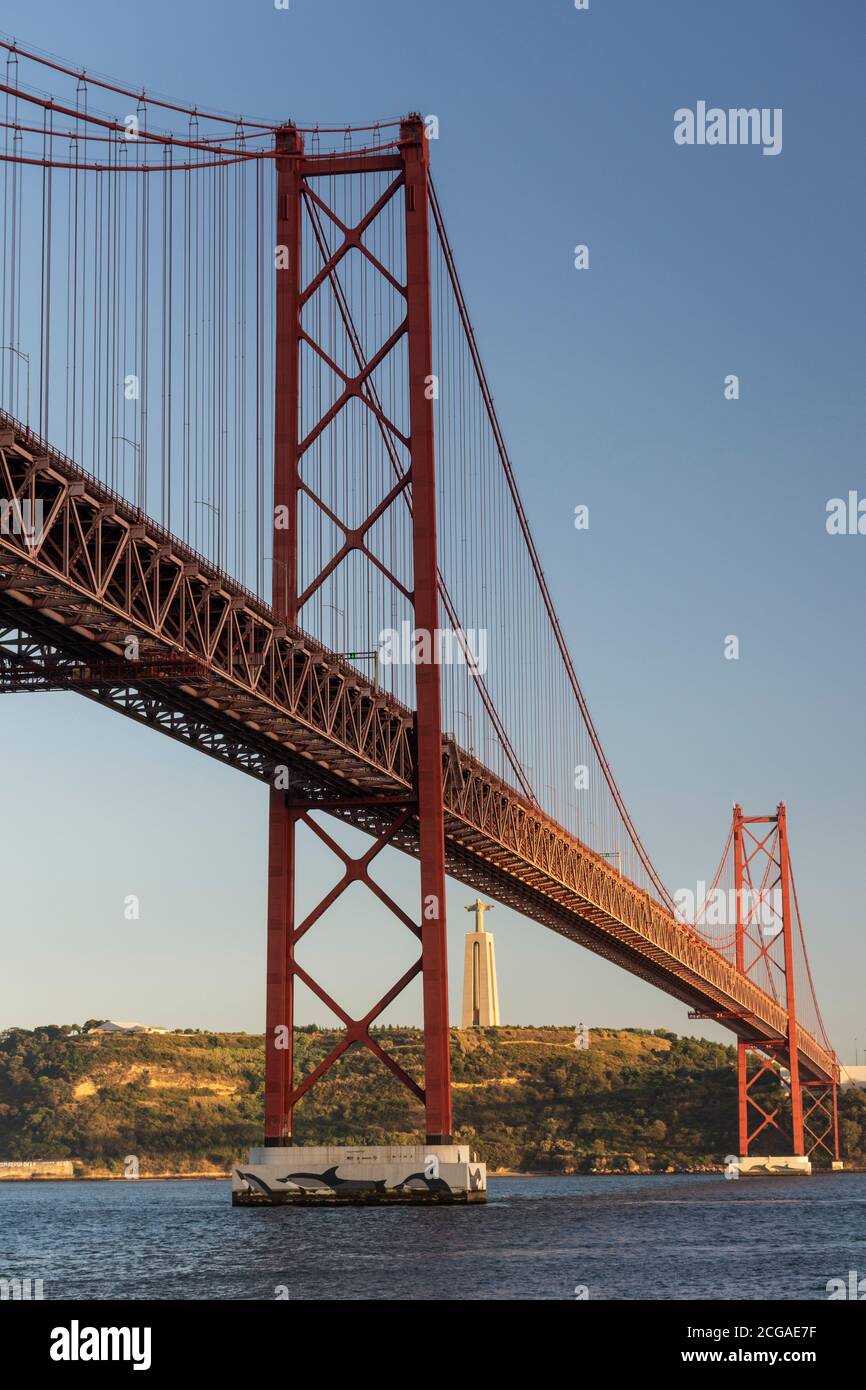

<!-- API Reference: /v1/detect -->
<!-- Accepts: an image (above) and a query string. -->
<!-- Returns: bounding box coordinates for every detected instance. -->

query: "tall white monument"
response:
[461,899,500,1028]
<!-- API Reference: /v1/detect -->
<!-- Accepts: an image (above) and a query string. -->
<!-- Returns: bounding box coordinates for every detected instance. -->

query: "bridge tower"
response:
[733,804,840,1173]
[256,115,465,1193]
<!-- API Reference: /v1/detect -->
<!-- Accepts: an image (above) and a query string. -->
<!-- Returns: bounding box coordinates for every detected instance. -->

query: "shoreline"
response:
[3,1166,859,1183]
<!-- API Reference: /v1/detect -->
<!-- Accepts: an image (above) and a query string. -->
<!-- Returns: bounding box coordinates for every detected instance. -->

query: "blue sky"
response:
[2,0,864,1061]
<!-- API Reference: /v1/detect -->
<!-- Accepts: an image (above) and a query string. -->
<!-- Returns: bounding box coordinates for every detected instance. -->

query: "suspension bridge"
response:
[0,39,840,1199]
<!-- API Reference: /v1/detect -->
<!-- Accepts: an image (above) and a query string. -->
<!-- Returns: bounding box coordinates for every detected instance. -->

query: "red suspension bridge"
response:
[0,39,840,1170]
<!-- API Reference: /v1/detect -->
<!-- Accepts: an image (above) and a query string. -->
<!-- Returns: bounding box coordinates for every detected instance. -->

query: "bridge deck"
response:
[0,413,836,1085]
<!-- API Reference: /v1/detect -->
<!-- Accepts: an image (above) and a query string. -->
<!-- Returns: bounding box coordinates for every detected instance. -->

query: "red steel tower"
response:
[733,804,839,1164]
[264,116,452,1147]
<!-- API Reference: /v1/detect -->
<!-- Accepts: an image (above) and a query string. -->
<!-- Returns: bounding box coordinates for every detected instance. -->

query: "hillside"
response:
[1,1025,864,1176]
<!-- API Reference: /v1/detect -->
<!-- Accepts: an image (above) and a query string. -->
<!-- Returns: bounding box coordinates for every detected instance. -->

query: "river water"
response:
[1,1172,863,1300]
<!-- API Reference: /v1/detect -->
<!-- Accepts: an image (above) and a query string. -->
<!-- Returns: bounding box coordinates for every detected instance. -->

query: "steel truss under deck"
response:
[0,414,837,1098]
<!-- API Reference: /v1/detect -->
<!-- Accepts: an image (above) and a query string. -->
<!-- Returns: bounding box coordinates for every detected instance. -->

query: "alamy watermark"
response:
[674,102,782,157]
[826,492,866,535]
[0,498,43,548]
[50,1323,152,1370]
[0,1275,44,1300]
[378,622,488,676]
[826,1270,866,1299]
[673,882,782,936]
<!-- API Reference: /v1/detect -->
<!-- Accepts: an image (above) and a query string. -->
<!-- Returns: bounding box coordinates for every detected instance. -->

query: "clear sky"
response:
[2,0,864,1061]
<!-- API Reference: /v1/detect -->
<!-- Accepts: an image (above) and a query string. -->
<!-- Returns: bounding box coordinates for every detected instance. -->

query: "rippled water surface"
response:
[1,1173,864,1300]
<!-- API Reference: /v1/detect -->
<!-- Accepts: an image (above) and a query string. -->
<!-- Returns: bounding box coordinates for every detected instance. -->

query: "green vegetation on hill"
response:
[1,1024,864,1176]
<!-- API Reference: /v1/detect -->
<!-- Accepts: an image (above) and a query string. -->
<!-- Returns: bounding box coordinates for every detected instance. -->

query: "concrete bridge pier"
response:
[232,1144,487,1205]
[735,1155,812,1177]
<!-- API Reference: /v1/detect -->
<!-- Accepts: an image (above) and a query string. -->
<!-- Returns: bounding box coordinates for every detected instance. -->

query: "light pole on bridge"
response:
[112,435,140,504]
[193,499,222,571]
[0,346,31,428]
